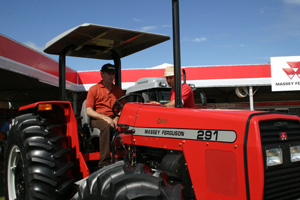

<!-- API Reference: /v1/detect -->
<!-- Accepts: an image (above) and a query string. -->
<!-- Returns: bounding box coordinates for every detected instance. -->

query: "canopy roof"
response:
[44,23,170,59]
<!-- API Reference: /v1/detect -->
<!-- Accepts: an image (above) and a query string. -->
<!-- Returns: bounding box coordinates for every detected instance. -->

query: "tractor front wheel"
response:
[71,161,182,200]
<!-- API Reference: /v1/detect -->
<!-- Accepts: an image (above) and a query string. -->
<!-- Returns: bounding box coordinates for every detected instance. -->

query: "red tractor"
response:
[4,1,300,200]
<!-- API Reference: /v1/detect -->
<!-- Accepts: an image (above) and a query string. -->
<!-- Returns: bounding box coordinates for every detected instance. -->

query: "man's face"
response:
[101,71,115,84]
[166,76,175,89]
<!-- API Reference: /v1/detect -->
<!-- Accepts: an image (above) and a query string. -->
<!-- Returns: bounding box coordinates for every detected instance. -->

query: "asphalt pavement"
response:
[0,152,4,198]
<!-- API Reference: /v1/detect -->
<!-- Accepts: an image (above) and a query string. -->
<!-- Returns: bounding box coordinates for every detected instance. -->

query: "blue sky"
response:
[1,0,300,71]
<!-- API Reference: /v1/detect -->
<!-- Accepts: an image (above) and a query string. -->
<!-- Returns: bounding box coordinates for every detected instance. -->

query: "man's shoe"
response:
[98,161,110,169]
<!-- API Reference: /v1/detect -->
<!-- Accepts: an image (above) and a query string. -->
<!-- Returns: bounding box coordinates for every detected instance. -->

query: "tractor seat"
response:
[81,99,100,137]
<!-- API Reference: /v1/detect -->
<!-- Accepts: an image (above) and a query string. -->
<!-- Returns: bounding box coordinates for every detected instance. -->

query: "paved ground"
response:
[0,152,5,199]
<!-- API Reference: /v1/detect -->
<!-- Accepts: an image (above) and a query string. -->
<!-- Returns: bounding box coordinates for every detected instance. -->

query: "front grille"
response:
[260,119,300,200]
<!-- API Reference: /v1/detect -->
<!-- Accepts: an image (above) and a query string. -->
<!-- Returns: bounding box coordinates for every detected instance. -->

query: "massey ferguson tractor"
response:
[4,1,300,200]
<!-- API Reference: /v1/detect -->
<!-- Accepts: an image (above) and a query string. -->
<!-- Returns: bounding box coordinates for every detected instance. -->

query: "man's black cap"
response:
[101,63,116,73]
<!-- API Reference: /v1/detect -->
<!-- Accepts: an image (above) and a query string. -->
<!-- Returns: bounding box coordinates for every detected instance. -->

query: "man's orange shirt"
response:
[86,81,124,118]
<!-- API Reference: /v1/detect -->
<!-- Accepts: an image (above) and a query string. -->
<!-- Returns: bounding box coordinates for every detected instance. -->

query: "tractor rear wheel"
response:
[71,161,182,200]
[4,113,76,200]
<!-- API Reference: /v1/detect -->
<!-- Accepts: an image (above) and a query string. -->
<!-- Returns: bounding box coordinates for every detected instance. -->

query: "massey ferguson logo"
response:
[280,132,287,140]
[271,56,300,91]
[282,61,300,80]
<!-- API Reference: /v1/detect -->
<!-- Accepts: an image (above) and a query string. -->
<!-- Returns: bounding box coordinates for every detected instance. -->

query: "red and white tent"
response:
[0,33,277,110]
[1,34,272,92]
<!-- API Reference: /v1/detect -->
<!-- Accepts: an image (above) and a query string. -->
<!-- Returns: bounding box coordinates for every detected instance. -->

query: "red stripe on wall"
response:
[78,65,271,85]
[183,65,270,80]
[0,35,77,84]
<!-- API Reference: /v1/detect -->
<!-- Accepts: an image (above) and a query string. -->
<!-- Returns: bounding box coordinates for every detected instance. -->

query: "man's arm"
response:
[164,99,175,107]
[150,100,175,107]
[86,107,116,128]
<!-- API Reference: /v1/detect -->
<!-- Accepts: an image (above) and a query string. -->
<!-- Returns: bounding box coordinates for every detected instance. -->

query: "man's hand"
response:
[149,100,175,107]
[149,101,161,105]
[102,115,116,128]
[112,116,119,128]
[86,107,117,128]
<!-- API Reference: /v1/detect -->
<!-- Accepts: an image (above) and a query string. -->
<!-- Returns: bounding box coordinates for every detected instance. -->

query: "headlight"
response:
[290,145,300,163]
[159,82,167,87]
[266,148,283,167]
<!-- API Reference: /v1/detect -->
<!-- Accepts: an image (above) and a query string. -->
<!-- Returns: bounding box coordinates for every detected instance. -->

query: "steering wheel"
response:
[112,93,145,117]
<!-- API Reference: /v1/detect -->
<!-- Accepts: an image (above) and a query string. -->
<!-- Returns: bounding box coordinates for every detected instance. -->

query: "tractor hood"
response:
[44,23,170,59]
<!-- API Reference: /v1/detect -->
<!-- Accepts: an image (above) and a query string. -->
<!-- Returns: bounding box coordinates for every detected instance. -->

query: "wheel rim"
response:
[7,145,25,200]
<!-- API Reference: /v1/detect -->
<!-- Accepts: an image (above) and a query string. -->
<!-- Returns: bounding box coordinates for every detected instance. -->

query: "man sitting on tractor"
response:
[86,63,124,168]
[152,65,195,108]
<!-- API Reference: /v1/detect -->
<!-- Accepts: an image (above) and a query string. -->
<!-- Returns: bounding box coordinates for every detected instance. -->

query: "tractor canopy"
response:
[44,23,170,60]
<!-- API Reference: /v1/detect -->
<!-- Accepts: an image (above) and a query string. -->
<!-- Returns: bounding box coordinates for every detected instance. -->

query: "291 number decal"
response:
[197,130,218,141]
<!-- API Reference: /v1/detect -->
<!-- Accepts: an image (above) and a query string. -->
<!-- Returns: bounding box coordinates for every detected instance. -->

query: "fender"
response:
[19,101,89,177]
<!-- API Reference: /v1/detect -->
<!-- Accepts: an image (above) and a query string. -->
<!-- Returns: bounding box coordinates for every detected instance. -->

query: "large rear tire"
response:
[72,161,182,200]
[4,113,76,200]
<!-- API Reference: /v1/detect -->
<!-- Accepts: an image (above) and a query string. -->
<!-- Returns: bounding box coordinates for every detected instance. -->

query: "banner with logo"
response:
[271,56,300,91]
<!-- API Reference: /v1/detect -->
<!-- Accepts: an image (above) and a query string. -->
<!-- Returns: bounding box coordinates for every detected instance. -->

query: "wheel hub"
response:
[7,145,25,199]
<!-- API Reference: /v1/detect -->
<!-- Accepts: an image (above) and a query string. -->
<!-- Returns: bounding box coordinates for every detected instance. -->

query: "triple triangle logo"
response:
[282,61,300,80]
